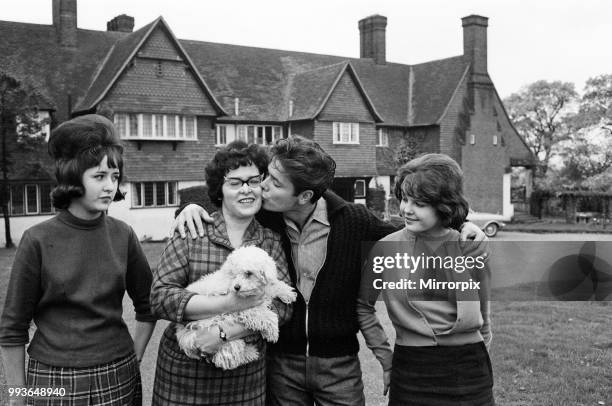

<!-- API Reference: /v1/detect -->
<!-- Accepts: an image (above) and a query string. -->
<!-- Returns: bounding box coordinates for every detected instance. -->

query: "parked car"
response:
[466,211,507,237]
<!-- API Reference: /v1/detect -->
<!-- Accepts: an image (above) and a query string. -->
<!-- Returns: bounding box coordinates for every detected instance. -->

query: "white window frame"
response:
[132,181,179,208]
[216,125,228,145]
[333,122,360,144]
[9,184,55,216]
[377,128,389,147]
[216,124,283,146]
[9,185,25,215]
[25,184,38,214]
[142,113,153,137]
[354,180,366,198]
[114,113,197,141]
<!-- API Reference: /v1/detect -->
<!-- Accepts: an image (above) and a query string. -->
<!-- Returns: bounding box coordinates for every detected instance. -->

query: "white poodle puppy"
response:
[176,245,296,370]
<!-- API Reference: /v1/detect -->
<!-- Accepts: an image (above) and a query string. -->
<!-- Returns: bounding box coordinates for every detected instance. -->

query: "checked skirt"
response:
[26,352,142,406]
[151,325,266,406]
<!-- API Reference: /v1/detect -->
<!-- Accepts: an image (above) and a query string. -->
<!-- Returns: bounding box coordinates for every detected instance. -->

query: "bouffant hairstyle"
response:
[393,153,469,231]
[269,135,336,203]
[205,140,269,207]
[48,114,124,210]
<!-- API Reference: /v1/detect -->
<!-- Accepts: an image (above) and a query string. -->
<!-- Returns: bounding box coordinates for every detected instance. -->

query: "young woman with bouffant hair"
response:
[49,114,126,209]
[0,114,156,405]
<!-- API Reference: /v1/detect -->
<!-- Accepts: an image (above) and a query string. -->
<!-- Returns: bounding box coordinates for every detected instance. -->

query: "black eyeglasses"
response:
[223,174,263,190]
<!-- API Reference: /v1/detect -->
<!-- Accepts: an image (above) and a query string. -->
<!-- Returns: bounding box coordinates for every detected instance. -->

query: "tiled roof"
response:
[180,40,317,121]
[350,61,412,126]
[0,20,124,120]
[410,56,470,125]
[0,18,471,127]
[289,62,348,120]
[73,20,155,112]
[181,37,467,126]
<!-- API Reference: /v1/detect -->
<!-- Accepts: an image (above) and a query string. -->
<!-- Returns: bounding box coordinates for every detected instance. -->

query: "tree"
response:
[552,74,612,190]
[0,72,46,247]
[577,74,612,134]
[557,125,612,189]
[503,80,578,178]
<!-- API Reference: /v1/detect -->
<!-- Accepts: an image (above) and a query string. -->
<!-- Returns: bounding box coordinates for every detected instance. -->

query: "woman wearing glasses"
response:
[150,141,292,405]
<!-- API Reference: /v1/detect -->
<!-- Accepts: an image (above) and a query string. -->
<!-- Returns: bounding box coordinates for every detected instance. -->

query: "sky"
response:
[3,0,611,98]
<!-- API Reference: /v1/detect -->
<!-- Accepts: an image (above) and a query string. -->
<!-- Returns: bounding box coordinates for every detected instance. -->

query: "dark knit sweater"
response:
[0,210,156,367]
[257,191,398,357]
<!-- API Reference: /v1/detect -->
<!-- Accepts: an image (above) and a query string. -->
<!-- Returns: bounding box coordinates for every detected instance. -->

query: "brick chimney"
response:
[462,15,490,84]
[358,15,387,65]
[52,0,77,48]
[107,14,135,33]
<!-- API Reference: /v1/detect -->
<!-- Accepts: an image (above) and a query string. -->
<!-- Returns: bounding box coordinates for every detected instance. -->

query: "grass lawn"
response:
[1,242,611,406]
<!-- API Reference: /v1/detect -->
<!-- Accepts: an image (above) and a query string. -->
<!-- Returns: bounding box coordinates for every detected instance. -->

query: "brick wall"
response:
[376,127,439,175]
[122,116,217,182]
[439,75,469,162]
[461,84,508,213]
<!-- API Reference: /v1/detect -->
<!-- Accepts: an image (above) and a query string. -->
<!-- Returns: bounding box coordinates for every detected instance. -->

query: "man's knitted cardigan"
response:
[257,191,397,357]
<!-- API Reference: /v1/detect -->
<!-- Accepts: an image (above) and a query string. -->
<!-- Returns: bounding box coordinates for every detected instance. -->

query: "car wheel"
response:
[484,223,498,237]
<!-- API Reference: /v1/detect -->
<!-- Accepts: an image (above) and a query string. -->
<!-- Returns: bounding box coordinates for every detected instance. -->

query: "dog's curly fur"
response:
[176,246,297,370]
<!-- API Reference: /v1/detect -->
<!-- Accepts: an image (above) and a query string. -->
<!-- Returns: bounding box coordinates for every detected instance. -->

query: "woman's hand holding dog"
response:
[193,322,258,355]
[184,289,265,321]
[193,324,226,355]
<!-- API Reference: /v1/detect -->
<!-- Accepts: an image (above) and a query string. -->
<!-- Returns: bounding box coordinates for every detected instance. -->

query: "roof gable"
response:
[289,62,345,120]
[73,21,153,112]
[73,17,226,115]
[289,62,382,122]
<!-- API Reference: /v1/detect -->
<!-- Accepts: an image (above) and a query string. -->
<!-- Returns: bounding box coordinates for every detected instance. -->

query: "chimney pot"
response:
[358,14,387,65]
[107,14,135,33]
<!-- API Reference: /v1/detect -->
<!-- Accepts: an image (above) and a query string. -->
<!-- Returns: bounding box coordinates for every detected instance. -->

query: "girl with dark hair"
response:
[150,141,292,405]
[358,153,493,406]
[0,114,156,405]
